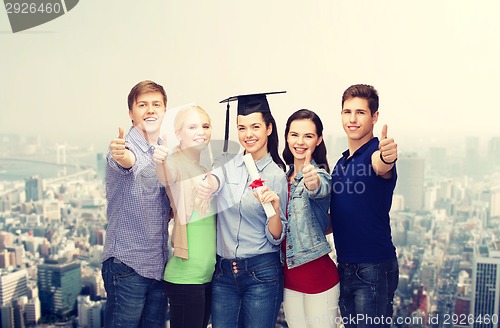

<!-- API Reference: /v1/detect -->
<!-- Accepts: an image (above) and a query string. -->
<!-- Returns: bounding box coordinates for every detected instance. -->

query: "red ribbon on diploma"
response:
[249,178,265,189]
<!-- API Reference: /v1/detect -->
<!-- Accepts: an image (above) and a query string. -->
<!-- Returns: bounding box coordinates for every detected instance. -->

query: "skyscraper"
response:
[77,295,104,328]
[487,137,500,172]
[96,153,106,182]
[471,242,500,328]
[0,269,29,306]
[464,137,481,178]
[395,153,425,212]
[428,146,447,175]
[37,260,81,318]
[25,176,43,202]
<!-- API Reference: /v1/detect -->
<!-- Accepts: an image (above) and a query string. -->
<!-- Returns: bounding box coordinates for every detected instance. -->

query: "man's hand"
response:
[109,127,135,169]
[110,127,126,161]
[372,124,397,177]
[379,124,398,165]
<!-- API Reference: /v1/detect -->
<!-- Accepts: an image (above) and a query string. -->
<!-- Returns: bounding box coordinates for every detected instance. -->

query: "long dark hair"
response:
[262,112,286,172]
[282,109,330,172]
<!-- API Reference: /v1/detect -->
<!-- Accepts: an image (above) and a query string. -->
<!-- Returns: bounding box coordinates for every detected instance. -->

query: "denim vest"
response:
[285,162,332,269]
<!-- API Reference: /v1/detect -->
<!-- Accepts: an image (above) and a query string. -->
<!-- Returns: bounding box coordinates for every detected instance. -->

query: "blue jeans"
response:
[338,259,399,328]
[101,258,168,328]
[211,252,283,328]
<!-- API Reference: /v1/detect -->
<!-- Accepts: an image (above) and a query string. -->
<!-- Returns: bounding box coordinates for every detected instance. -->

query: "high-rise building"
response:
[487,137,500,172]
[427,146,447,175]
[471,242,500,328]
[487,187,500,219]
[0,305,14,328]
[464,137,481,177]
[25,176,43,202]
[0,195,11,213]
[12,296,26,328]
[96,153,106,182]
[77,295,104,328]
[37,260,81,318]
[0,232,14,249]
[0,250,10,269]
[395,153,425,212]
[24,297,41,326]
[0,269,29,306]
[420,262,438,293]
[6,246,25,268]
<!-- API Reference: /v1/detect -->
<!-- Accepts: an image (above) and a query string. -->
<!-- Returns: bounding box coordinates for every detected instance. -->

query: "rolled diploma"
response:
[242,153,276,218]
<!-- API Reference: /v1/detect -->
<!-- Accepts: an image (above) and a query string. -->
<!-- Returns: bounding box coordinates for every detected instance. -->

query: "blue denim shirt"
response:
[213,152,287,259]
[285,161,332,269]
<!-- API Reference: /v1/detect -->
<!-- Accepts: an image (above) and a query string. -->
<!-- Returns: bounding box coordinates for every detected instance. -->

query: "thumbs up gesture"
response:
[197,171,218,201]
[302,150,320,191]
[379,124,398,165]
[153,134,170,165]
[110,127,127,161]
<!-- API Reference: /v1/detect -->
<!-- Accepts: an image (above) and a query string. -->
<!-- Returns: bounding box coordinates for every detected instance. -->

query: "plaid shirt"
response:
[102,127,170,281]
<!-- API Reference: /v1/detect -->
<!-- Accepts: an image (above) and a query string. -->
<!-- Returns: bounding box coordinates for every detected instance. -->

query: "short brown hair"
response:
[127,80,167,110]
[342,84,379,115]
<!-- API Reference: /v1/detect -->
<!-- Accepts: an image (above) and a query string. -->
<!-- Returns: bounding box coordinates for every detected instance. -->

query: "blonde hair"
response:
[174,105,211,134]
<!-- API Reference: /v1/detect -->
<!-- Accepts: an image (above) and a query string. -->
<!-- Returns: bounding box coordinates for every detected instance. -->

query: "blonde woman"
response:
[153,105,215,328]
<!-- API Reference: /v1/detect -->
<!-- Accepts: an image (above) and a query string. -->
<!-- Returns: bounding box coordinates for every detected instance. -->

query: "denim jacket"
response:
[285,161,332,269]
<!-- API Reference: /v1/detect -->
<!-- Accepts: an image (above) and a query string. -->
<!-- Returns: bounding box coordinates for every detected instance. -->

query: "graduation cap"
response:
[219,91,286,152]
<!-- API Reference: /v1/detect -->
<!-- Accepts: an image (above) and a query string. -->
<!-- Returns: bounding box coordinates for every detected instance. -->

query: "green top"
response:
[164,210,216,284]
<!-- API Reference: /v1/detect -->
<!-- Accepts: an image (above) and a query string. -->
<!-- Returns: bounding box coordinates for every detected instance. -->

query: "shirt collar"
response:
[235,152,273,173]
[342,137,379,160]
[128,127,160,153]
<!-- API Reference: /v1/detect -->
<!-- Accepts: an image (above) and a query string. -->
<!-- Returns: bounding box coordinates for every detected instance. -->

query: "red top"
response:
[283,182,340,294]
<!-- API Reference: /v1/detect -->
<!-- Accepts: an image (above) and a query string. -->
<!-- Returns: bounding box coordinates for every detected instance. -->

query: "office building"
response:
[96,153,106,182]
[77,295,103,328]
[37,260,81,318]
[25,176,43,202]
[395,153,425,212]
[471,243,500,328]
[0,269,29,306]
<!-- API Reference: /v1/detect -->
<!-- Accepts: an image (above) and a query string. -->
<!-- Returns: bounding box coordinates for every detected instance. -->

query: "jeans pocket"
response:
[213,265,223,279]
[110,260,136,278]
[251,264,279,284]
[355,263,379,285]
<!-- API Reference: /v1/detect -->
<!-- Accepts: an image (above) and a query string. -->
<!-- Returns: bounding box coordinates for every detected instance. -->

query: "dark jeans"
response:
[101,258,168,328]
[338,258,399,328]
[211,252,283,328]
[165,281,212,328]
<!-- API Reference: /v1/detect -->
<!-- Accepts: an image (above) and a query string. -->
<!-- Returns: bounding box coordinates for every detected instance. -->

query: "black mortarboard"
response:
[219,91,286,152]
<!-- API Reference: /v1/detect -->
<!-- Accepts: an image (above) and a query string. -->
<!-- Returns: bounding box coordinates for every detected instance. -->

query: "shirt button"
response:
[288,245,293,249]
